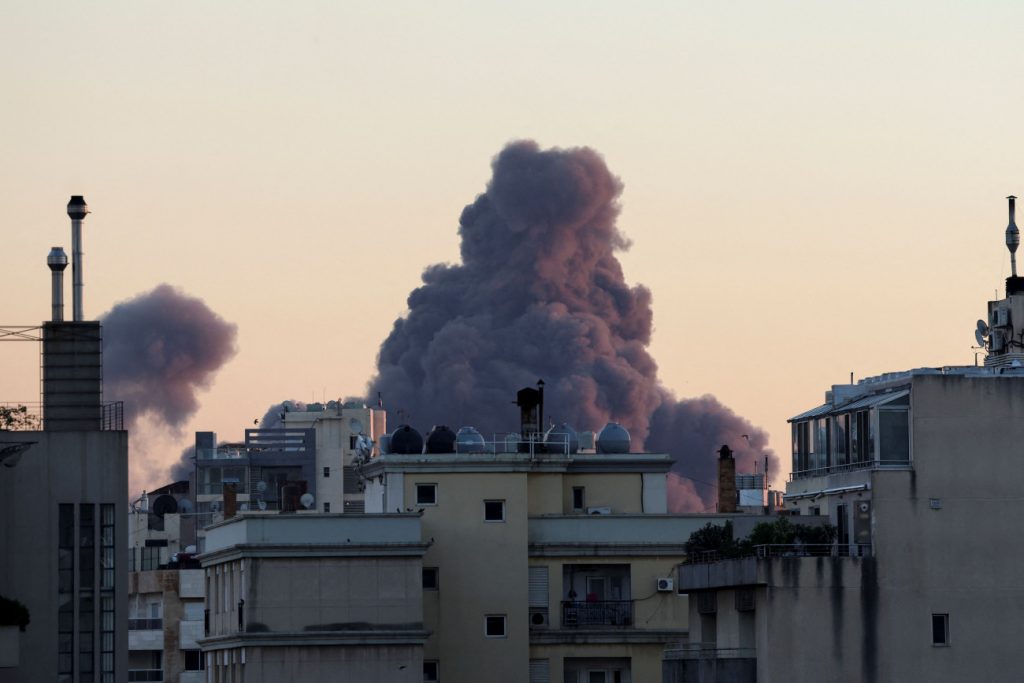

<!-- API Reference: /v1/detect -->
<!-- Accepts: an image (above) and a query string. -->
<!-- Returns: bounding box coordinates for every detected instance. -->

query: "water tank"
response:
[390,425,424,454]
[425,425,457,454]
[597,422,631,454]
[378,434,392,455]
[501,433,521,454]
[544,423,579,455]
[456,426,486,453]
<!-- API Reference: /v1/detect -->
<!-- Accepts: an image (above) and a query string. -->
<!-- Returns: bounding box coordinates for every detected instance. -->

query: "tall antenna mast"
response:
[1007,196,1019,277]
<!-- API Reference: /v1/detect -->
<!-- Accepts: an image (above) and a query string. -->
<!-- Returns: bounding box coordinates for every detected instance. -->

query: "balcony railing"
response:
[128,670,163,682]
[687,543,873,565]
[561,600,634,628]
[128,618,163,630]
[789,459,912,481]
[664,643,757,660]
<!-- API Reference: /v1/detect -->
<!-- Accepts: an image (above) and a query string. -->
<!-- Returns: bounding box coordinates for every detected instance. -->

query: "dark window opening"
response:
[423,567,439,590]
[484,500,505,522]
[416,484,437,506]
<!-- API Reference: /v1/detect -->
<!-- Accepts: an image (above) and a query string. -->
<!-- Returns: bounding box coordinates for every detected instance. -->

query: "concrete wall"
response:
[240,644,420,682]
[0,430,128,683]
[560,473,643,514]
[409,471,530,683]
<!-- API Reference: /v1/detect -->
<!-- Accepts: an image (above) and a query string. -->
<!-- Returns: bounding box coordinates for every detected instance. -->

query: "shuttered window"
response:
[529,567,549,608]
[529,659,550,683]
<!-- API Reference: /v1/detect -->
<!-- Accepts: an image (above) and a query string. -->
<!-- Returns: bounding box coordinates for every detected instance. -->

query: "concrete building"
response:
[192,401,386,544]
[0,196,129,683]
[128,481,204,683]
[669,198,1024,683]
[361,418,720,683]
[196,513,428,681]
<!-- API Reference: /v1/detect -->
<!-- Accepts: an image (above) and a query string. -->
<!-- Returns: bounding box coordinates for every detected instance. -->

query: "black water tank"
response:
[425,425,457,454]
[391,425,424,454]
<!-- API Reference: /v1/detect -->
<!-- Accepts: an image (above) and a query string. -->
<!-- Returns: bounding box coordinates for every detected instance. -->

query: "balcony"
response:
[789,459,912,481]
[128,670,163,682]
[128,619,163,630]
[663,644,756,683]
[128,620,163,650]
[561,600,634,628]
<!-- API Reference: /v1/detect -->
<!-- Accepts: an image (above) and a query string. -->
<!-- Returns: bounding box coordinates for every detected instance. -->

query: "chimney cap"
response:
[47,246,68,270]
[67,195,90,220]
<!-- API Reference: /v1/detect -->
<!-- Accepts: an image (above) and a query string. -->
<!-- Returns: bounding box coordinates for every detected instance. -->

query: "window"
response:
[572,487,585,511]
[484,500,505,522]
[323,466,330,478]
[932,613,949,645]
[423,567,439,591]
[416,484,437,506]
[185,650,205,671]
[323,502,330,513]
[350,434,358,450]
[423,660,439,681]
[485,614,507,638]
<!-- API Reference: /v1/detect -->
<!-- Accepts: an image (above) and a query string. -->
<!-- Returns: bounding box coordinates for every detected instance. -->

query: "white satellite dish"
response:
[349,417,364,433]
[300,493,315,509]
[975,329,986,347]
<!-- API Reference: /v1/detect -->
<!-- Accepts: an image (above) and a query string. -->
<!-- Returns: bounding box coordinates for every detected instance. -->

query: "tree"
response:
[0,405,39,431]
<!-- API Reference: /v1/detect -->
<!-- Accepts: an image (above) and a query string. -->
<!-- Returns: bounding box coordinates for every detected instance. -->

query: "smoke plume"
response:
[103,284,238,489]
[103,284,238,429]
[367,140,776,511]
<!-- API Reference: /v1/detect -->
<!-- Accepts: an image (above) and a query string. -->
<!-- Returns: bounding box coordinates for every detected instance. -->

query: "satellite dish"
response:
[976,329,986,347]
[178,498,194,514]
[978,319,990,336]
[151,495,178,517]
[257,500,267,511]
[210,501,221,513]
[300,493,315,509]
[256,480,268,493]
[349,418,364,433]
[239,503,249,511]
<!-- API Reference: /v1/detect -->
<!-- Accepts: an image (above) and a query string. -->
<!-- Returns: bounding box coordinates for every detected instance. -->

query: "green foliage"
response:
[686,517,839,562]
[0,595,30,632]
[0,405,39,431]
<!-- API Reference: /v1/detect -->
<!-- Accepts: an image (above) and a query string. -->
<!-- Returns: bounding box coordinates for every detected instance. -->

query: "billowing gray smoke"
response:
[368,141,776,511]
[103,284,238,487]
[103,284,238,429]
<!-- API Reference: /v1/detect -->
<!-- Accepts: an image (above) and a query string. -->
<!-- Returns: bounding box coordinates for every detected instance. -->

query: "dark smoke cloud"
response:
[367,140,777,511]
[103,284,238,430]
[257,400,306,430]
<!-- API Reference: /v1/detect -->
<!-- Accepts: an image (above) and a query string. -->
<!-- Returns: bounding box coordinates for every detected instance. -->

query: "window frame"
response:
[416,483,438,506]
[484,614,507,638]
[572,486,585,511]
[932,613,950,646]
[422,567,439,591]
[423,659,440,681]
[483,499,506,522]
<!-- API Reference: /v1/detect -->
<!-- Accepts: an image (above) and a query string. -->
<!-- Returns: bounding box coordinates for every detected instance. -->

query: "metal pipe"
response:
[66,196,90,321]
[1007,195,1019,277]
[47,247,68,322]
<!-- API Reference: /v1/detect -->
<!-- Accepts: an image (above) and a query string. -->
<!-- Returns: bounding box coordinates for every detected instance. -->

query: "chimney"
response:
[717,445,737,513]
[67,195,90,322]
[47,247,68,322]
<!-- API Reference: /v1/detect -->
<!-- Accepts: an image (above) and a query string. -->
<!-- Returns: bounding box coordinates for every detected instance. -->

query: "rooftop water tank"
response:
[456,426,486,454]
[425,425,457,454]
[390,425,423,454]
[378,434,392,455]
[597,422,631,454]
[544,423,579,455]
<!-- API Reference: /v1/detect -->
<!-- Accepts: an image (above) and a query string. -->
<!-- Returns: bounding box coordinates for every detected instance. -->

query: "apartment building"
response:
[196,513,428,681]
[668,198,1024,683]
[362,417,723,683]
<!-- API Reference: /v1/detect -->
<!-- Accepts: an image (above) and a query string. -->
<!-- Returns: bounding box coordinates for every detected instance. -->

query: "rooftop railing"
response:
[686,543,873,565]
[789,459,912,481]
[561,600,634,628]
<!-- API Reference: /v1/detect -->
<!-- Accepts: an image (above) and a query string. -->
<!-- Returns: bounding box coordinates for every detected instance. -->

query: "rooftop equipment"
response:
[456,426,486,453]
[425,425,457,454]
[47,247,68,322]
[390,425,423,454]
[596,422,631,454]
[67,195,90,321]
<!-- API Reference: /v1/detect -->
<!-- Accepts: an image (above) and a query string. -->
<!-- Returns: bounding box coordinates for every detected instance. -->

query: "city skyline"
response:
[4,1,1024,493]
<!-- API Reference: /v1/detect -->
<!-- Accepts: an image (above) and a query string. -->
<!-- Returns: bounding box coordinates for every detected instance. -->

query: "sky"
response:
[3,1,1024,494]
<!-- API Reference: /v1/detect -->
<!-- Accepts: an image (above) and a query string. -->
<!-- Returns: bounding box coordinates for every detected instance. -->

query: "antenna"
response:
[1008,196,1020,277]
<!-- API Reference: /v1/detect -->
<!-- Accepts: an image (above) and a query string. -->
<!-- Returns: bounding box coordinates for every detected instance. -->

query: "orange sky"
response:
[3,1,1023,493]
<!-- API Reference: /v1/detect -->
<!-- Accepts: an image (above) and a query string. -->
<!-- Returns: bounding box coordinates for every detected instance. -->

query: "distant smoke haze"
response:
[367,140,776,511]
[102,284,238,490]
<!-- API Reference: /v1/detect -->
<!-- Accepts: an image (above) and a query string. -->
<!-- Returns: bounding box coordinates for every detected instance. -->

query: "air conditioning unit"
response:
[656,577,674,592]
[529,609,549,629]
[587,506,612,515]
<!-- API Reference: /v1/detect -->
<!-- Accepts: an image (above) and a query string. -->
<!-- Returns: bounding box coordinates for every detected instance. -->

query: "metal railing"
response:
[0,401,124,431]
[687,543,873,564]
[664,643,757,660]
[128,618,163,630]
[127,670,163,682]
[789,459,912,481]
[561,600,634,627]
